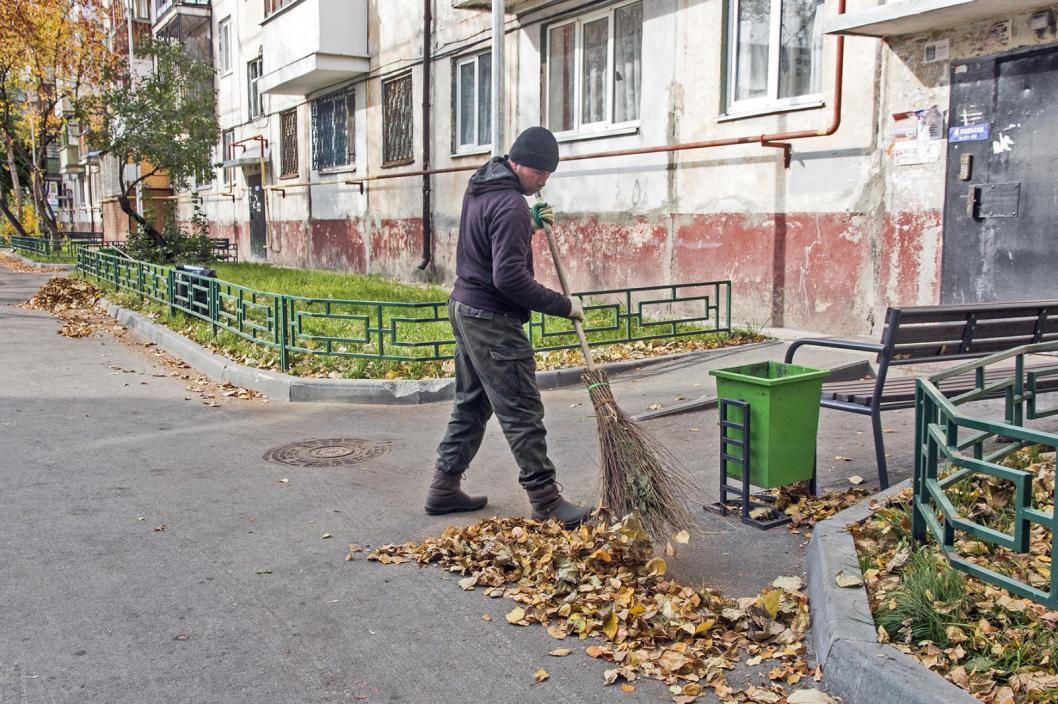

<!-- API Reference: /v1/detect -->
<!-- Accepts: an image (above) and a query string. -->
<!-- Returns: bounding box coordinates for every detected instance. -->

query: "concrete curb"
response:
[807,479,978,704]
[2,248,75,270]
[99,295,778,404]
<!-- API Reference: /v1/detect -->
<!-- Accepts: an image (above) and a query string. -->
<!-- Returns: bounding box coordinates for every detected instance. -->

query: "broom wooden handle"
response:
[542,222,596,372]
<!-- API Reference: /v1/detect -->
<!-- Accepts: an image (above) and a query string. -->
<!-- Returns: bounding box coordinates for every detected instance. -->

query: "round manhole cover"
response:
[263,439,390,468]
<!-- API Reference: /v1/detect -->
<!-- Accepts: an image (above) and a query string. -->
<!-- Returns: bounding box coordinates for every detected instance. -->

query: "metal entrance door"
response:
[246,172,267,260]
[941,44,1058,303]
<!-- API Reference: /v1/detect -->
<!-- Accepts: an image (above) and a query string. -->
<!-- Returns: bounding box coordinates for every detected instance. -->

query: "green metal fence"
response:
[9,234,104,259]
[77,247,733,372]
[913,341,1058,608]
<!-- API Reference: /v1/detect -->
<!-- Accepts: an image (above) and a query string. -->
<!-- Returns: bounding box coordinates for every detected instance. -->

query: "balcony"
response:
[825,0,1058,37]
[259,0,369,96]
[59,144,83,174]
[153,0,209,36]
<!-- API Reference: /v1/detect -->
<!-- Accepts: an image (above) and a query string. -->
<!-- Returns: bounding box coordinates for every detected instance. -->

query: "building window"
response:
[382,75,413,166]
[264,0,297,18]
[727,0,824,113]
[218,17,232,75]
[280,109,298,178]
[247,57,263,120]
[221,129,234,186]
[311,87,354,171]
[546,0,642,134]
[455,52,491,151]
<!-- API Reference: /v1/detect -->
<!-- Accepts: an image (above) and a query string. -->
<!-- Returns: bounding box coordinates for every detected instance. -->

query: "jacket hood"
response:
[467,156,522,196]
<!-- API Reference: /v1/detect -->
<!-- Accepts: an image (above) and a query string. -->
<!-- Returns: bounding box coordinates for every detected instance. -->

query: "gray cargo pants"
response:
[435,300,558,489]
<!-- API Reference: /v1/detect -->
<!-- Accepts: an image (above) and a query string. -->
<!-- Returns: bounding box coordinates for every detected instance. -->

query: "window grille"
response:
[382,75,414,166]
[280,109,298,178]
[311,88,354,171]
[247,57,263,120]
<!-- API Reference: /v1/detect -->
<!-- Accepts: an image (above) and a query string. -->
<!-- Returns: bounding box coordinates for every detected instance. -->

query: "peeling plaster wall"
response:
[170,0,1058,336]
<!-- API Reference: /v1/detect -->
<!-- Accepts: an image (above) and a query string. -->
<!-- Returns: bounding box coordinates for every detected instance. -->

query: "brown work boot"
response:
[526,483,591,529]
[424,470,488,515]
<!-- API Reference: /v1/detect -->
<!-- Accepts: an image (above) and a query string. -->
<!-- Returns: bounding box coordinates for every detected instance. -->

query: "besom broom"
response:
[541,221,699,540]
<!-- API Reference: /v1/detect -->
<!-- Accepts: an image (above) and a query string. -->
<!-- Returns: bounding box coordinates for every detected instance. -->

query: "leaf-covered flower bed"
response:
[852,447,1058,703]
[368,515,839,703]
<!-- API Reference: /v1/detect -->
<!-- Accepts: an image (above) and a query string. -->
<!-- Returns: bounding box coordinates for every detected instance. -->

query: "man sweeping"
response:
[425,126,591,529]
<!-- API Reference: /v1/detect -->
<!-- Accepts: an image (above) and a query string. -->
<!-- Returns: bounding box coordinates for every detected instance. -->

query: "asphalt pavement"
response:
[0,265,918,703]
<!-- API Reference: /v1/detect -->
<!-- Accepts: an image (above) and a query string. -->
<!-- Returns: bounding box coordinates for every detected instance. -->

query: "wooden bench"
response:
[784,300,1058,489]
[209,237,238,261]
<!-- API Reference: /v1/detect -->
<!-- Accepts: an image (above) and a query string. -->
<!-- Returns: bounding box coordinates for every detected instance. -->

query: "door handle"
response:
[966,184,979,218]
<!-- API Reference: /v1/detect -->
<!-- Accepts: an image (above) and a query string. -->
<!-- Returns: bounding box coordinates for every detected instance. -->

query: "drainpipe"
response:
[418,0,433,270]
[491,0,504,157]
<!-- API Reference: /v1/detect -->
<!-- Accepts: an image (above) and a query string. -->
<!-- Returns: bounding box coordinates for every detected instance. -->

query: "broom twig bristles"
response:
[582,367,699,541]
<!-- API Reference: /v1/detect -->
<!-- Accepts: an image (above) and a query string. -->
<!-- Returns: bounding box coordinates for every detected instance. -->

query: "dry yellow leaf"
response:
[548,648,572,657]
[673,529,690,544]
[533,667,549,683]
[620,683,635,693]
[505,607,526,624]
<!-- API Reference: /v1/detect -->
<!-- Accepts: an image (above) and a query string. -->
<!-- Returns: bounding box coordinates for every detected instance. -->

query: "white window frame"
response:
[454,52,491,154]
[544,0,642,138]
[247,57,264,120]
[221,129,235,186]
[217,17,232,76]
[725,0,824,116]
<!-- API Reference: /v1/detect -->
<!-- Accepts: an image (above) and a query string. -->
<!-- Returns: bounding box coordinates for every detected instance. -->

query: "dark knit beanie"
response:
[508,126,560,172]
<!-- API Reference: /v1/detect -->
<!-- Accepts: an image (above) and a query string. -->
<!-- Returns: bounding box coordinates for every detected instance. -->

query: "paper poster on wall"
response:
[890,106,946,165]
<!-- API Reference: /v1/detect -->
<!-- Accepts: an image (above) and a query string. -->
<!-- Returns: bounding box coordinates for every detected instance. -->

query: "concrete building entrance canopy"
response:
[825,0,1058,37]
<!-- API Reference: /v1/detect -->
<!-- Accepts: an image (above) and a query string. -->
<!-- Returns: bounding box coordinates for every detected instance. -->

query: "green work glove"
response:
[530,201,554,229]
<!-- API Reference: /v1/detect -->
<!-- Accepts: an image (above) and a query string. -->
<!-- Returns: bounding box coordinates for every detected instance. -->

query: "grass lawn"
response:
[11,247,78,265]
[91,261,761,380]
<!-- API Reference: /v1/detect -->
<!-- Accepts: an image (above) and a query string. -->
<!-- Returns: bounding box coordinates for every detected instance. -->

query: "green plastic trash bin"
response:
[709,361,829,489]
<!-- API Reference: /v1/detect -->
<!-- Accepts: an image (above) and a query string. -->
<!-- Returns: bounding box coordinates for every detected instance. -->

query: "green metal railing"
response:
[77,247,732,372]
[913,341,1058,608]
[9,234,104,259]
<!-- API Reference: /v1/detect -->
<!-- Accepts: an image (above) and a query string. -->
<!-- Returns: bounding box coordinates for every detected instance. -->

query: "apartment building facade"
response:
[95,0,1058,335]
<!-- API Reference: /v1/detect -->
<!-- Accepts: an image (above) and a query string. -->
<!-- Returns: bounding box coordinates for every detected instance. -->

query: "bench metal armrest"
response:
[784,337,885,364]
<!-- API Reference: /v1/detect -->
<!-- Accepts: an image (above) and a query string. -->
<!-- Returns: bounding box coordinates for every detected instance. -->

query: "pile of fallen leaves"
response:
[534,332,769,372]
[369,515,837,703]
[721,481,871,534]
[0,250,67,273]
[20,276,109,337]
[853,447,1058,703]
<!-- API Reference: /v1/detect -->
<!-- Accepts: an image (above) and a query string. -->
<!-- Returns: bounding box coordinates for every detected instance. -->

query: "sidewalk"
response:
[0,266,913,702]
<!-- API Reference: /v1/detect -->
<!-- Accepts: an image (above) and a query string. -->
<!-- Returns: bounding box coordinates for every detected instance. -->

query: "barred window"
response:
[280,109,298,177]
[311,88,354,171]
[382,74,414,166]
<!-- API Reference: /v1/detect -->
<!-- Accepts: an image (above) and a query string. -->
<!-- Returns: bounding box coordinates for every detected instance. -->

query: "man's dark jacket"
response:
[450,157,571,323]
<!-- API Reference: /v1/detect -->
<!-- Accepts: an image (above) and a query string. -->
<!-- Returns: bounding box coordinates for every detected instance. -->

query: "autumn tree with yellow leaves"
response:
[0,0,115,239]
